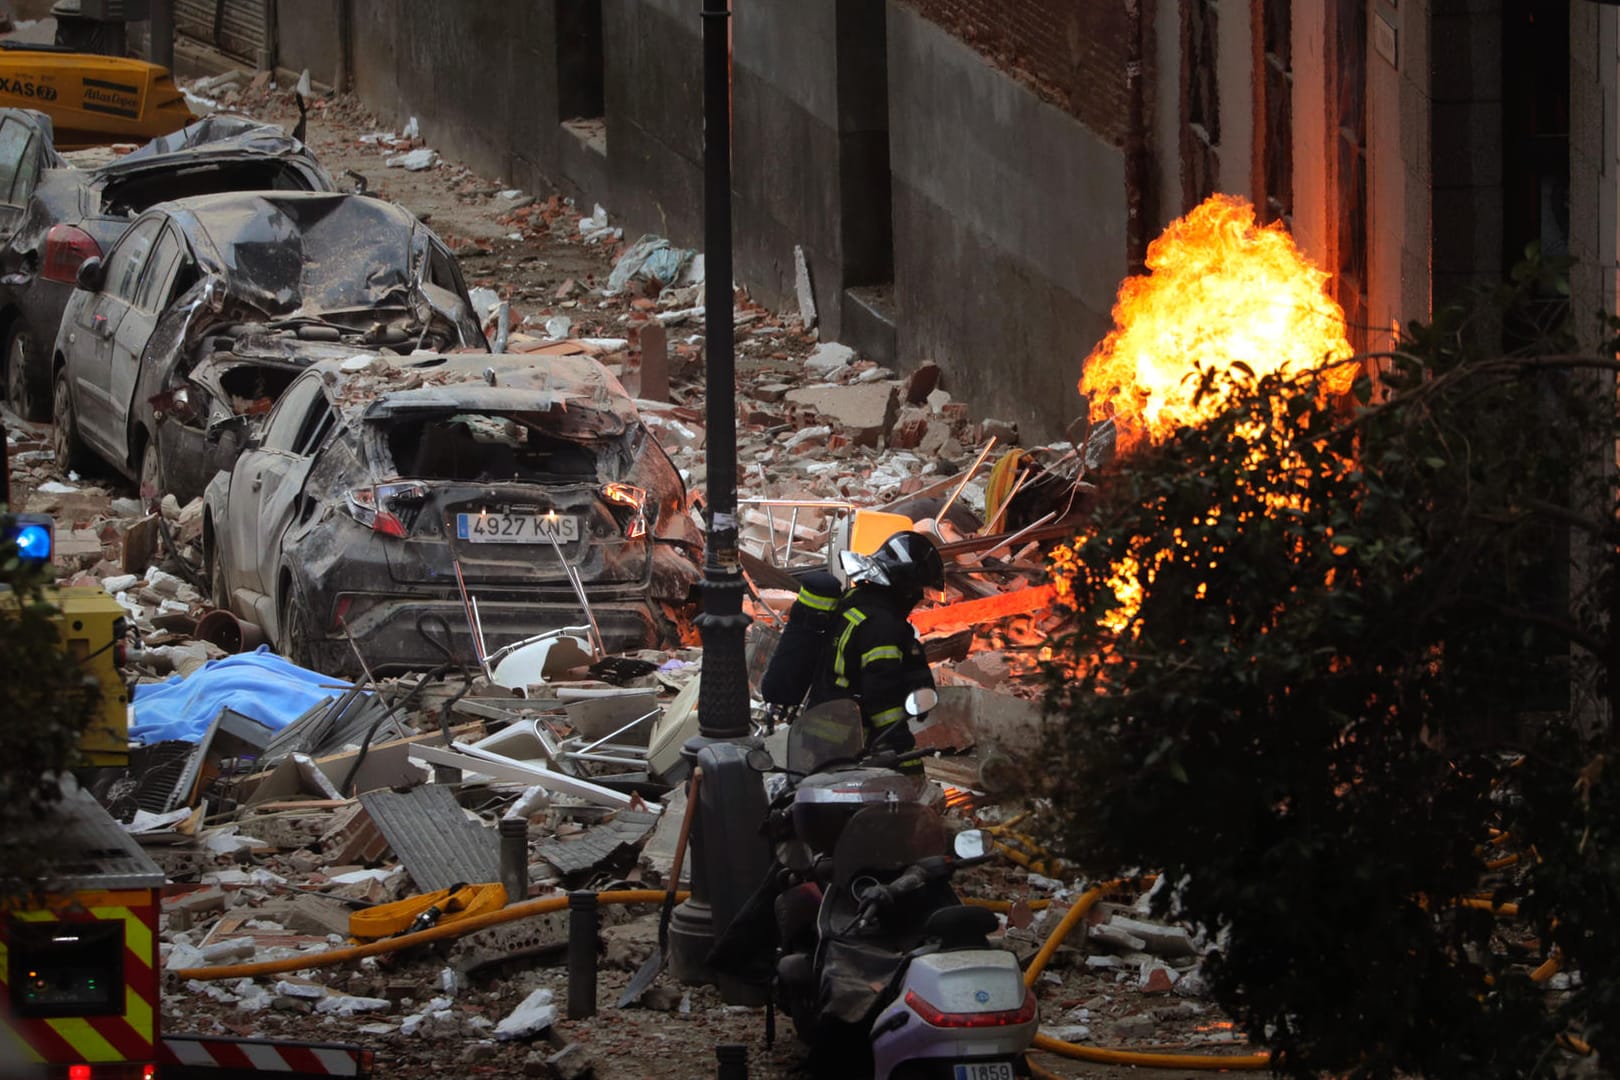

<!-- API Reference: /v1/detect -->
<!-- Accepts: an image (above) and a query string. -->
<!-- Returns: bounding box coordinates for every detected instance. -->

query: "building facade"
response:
[225,0,1617,440]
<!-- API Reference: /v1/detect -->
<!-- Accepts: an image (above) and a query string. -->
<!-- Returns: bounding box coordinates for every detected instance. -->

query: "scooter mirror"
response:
[745,746,774,772]
[904,687,939,716]
[953,829,987,860]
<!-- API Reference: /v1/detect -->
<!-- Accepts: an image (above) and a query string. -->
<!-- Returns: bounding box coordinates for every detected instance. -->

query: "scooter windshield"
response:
[832,803,947,888]
[786,699,866,775]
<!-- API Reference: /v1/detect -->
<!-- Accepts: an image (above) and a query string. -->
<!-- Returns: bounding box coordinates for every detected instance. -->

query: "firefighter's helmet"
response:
[842,529,944,606]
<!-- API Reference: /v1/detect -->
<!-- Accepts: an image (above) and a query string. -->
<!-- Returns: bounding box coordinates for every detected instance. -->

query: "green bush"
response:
[1034,273,1617,1076]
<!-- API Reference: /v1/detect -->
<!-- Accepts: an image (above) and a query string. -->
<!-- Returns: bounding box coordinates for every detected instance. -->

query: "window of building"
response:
[1259,0,1293,227]
[1334,0,1368,353]
[1182,0,1221,210]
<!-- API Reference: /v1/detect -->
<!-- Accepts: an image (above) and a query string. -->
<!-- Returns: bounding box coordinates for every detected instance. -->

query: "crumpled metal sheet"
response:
[358,784,500,892]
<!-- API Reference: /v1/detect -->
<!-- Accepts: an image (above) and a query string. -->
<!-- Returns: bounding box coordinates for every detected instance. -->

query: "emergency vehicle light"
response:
[3,513,54,564]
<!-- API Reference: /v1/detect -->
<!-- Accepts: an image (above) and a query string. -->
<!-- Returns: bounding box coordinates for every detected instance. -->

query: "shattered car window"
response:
[200,197,418,316]
[107,216,162,300]
[381,412,612,483]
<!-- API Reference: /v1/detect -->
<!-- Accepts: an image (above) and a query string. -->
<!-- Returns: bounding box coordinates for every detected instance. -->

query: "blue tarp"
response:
[130,646,350,745]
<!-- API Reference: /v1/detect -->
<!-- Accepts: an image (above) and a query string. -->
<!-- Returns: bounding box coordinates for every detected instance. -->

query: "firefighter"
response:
[759,568,844,729]
[806,529,944,753]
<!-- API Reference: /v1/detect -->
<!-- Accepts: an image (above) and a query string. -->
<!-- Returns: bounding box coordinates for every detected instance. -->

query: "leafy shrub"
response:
[1033,272,1617,1076]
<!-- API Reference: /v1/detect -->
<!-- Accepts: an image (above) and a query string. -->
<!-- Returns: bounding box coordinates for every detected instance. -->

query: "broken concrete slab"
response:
[910,684,1046,756]
[1109,915,1198,958]
[785,382,898,448]
[448,909,570,974]
[532,810,658,876]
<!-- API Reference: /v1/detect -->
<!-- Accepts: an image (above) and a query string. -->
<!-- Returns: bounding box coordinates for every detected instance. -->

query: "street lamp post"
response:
[666,0,763,993]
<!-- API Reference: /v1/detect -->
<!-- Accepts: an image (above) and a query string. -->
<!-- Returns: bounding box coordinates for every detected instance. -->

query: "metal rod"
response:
[543,528,605,659]
[558,752,650,768]
[451,558,488,671]
[935,436,998,529]
[976,511,1057,563]
[574,707,661,756]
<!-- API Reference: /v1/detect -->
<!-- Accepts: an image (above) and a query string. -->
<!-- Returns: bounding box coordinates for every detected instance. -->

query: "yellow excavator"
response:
[0,42,192,148]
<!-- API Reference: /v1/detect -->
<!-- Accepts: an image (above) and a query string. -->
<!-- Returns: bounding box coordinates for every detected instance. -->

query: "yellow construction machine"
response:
[0,43,192,148]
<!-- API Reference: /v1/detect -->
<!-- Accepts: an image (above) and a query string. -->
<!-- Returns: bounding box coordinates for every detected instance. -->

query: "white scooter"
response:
[768,695,1038,1079]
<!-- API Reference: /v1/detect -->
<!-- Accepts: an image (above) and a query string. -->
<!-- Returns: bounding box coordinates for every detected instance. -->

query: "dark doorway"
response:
[557,0,605,123]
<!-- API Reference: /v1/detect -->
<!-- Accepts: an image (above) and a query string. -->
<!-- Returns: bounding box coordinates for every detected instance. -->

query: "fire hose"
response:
[169,889,686,982]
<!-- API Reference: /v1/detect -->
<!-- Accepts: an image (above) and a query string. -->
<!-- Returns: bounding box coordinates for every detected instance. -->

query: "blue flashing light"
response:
[14,522,53,561]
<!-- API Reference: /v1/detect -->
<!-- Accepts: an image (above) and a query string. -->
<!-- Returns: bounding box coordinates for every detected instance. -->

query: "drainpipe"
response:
[1124,0,1149,273]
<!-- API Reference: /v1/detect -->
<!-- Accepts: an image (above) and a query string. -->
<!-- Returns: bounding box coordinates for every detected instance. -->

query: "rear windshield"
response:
[380,412,613,483]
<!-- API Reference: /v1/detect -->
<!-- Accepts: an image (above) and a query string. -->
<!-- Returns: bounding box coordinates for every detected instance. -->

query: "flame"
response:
[1081,194,1355,454]
[1054,195,1357,645]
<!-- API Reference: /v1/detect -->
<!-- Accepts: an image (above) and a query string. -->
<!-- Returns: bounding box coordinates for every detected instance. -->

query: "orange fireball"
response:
[1081,194,1355,453]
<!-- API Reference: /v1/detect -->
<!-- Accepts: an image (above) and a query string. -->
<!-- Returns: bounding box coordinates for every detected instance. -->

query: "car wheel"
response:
[51,368,90,474]
[5,326,42,421]
[138,436,165,510]
[279,585,319,672]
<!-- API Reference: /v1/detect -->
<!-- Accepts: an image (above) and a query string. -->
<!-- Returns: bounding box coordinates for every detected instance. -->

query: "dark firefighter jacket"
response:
[806,583,933,744]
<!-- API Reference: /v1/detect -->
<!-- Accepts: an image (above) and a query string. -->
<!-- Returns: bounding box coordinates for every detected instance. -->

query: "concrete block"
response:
[320,803,390,865]
[909,684,1046,756]
[448,909,570,974]
[785,382,898,447]
[1109,915,1197,958]
[1088,922,1147,953]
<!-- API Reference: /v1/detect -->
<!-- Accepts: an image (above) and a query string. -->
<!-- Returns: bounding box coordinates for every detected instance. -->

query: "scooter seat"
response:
[923,904,1000,947]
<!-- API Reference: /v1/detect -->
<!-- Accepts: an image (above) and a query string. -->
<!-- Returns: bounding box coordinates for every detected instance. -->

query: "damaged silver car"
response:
[202,352,703,675]
[0,111,336,419]
[52,190,487,503]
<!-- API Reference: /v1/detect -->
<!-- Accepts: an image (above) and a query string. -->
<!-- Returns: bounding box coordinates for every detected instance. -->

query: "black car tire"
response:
[279,583,319,673]
[139,435,165,510]
[5,325,44,421]
[51,368,91,474]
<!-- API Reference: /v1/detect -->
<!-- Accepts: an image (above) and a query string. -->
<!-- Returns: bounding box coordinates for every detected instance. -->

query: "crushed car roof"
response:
[319,353,643,433]
[96,114,326,176]
[154,191,434,318]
